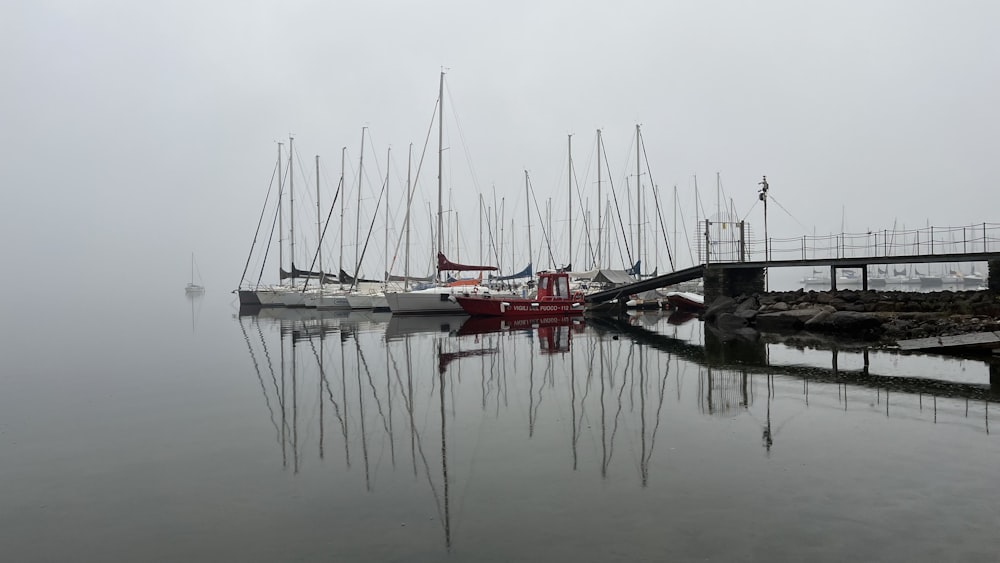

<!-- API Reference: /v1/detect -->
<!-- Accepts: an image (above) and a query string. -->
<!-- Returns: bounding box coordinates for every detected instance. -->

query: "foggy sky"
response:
[3,0,998,296]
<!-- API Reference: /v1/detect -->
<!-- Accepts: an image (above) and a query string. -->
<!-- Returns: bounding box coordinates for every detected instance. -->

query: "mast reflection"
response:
[236,308,996,550]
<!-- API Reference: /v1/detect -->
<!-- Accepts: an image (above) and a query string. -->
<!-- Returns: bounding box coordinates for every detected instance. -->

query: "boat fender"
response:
[448,295,458,303]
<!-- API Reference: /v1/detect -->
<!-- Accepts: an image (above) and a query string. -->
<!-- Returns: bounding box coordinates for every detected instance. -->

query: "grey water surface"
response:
[1,289,998,563]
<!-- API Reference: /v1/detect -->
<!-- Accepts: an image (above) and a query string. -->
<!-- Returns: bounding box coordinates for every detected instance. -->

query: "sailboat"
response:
[185,252,205,294]
[385,71,507,315]
[800,268,830,286]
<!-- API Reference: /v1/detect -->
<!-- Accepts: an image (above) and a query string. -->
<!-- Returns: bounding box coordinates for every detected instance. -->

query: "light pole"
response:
[758,175,769,290]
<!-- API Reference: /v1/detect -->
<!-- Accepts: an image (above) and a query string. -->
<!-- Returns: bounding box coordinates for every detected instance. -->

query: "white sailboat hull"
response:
[254,289,285,307]
[385,286,507,315]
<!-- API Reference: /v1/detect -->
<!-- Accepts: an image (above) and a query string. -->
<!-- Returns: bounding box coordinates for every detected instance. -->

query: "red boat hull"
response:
[454,295,584,317]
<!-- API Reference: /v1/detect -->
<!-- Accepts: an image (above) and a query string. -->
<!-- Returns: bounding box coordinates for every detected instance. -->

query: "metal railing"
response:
[699,221,1000,264]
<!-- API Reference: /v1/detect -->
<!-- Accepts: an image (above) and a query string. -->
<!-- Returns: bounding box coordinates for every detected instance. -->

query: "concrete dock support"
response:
[703,266,766,307]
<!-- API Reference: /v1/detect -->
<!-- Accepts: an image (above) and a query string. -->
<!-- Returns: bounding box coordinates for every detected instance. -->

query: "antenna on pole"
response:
[758,175,770,290]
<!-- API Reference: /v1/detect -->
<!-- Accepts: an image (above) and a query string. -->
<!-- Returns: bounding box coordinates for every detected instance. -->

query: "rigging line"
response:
[301,174,344,291]
[527,173,557,268]
[238,159,278,288]
[485,187,503,270]
[351,173,389,289]
[388,98,438,275]
[638,132,674,271]
[444,79,485,196]
[365,129,385,189]
[607,153,634,269]
[740,198,761,222]
[674,186,696,267]
[651,185,675,270]
[571,154,598,268]
[255,162,290,287]
[767,193,810,232]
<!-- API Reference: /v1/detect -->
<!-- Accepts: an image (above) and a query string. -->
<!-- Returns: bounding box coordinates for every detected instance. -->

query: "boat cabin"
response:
[537,272,572,300]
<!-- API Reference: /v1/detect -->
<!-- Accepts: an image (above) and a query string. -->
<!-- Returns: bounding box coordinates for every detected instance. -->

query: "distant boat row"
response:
[801,266,987,287]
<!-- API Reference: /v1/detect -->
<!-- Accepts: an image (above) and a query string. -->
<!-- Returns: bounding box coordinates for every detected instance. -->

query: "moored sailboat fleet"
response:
[235,71,705,320]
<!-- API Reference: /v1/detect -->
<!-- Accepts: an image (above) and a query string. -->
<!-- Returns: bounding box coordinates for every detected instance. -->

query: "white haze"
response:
[2,0,998,302]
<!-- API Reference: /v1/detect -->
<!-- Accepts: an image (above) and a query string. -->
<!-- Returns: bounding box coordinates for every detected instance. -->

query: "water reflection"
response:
[236,308,997,551]
[185,291,204,333]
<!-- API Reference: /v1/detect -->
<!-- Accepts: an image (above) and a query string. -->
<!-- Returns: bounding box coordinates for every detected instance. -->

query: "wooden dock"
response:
[897,331,1000,353]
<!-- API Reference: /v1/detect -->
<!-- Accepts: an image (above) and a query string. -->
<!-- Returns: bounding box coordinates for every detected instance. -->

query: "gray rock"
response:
[735,295,761,313]
[704,296,736,323]
[756,308,825,331]
[804,309,833,327]
[717,313,749,331]
[813,311,883,332]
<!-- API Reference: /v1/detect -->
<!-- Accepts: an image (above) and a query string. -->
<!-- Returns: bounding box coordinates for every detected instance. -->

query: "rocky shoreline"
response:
[703,288,1000,347]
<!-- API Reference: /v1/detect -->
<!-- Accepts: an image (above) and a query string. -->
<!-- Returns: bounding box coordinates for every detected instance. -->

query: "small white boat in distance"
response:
[185,253,205,294]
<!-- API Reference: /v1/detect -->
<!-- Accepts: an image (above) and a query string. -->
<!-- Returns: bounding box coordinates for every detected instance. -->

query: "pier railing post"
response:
[704,220,711,265]
[739,221,746,262]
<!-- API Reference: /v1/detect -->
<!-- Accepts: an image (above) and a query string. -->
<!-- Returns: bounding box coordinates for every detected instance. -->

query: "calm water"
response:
[1,289,999,562]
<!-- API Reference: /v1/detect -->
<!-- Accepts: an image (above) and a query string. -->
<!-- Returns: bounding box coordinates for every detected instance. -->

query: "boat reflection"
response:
[236,308,997,550]
[457,315,585,354]
[384,314,469,341]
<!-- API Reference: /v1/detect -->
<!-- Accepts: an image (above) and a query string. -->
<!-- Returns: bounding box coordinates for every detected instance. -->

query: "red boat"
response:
[454,272,585,317]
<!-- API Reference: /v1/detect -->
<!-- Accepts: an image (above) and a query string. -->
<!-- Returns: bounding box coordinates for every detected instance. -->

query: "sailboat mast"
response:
[673,185,678,268]
[596,129,602,268]
[567,134,573,270]
[547,198,552,270]
[315,155,322,292]
[694,175,699,261]
[510,218,514,281]
[289,136,295,276]
[277,142,284,283]
[716,171,721,228]
[636,124,641,275]
[525,170,532,273]
[404,144,412,291]
[339,147,346,289]
[384,147,391,287]
[355,127,366,288]
[436,70,445,283]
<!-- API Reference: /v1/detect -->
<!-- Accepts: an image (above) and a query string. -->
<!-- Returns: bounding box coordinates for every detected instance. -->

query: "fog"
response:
[3,0,998,301]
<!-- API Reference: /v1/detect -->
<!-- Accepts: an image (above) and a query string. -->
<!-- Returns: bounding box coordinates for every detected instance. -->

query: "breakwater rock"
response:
[704,289,1000,344]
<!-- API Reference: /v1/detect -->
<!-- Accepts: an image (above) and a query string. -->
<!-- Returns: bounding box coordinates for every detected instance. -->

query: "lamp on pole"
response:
[758,175,769,290]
